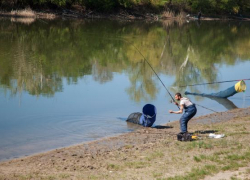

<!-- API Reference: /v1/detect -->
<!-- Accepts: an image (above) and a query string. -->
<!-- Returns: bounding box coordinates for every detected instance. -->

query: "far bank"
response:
[1,0,250,20]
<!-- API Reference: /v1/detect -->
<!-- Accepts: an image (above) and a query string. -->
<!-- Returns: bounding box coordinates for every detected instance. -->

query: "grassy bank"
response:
[0,0,250,19]
[0,107,250,179]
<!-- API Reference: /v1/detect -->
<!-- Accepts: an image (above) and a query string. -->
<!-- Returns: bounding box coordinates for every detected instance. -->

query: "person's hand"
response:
[169,110,173,113]
[174,102,178,105]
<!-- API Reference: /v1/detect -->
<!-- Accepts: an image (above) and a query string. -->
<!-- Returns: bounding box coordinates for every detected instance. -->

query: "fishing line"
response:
[195,104,218,113]
[170,100,218,113]
[125,40,221,113]
[178,78,250,87]
[130,43,180,110]
[77,33,180,109]
[79,33,224,112]
[130,42,219,113]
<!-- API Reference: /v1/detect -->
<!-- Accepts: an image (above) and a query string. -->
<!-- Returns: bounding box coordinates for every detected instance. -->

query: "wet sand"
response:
[0,107,250,179]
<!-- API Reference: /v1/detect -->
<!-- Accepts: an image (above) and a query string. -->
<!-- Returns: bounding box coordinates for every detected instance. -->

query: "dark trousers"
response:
[180,104,197,132]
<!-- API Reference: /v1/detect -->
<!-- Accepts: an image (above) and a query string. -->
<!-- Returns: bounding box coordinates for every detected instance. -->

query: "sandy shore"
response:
[0,107,250,180]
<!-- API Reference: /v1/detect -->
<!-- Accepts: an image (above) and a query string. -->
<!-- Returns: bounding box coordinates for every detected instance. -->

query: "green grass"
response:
[168,148,250,180]
[107,163,121,171]
[59,174,71,179]
[246,168,250,173]
[88,175,99,180]
[146,151,164,161]
[153,172,163,178]
[230,176,241,180]
[167,165,218,180]
[193,156,202,162]
[186,141,213,150]
[213,150,230,156]
[227,131,250,136]
[125,161,148,168]
[222,162,241,171]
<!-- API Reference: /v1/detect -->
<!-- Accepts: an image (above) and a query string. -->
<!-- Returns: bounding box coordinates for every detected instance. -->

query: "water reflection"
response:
[0,19,249,101]
[208,97,238,110]
[0,18,250,161]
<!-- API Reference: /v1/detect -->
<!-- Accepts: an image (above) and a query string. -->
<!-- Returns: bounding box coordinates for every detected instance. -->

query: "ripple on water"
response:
[0,113,130,161]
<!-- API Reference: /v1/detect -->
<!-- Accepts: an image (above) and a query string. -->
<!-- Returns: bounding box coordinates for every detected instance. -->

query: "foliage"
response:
[1,0,249,14]
[165,0,250,14]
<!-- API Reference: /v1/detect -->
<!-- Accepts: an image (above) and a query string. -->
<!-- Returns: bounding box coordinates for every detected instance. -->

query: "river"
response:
[0,18,249,161]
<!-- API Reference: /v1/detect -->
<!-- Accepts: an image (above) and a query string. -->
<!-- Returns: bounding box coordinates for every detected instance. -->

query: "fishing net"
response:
[126,112,142,125]
[126,104,157,127]
[185,80,247,98]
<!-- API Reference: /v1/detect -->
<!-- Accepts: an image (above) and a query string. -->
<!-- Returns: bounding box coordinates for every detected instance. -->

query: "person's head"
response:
[175,93,182,101]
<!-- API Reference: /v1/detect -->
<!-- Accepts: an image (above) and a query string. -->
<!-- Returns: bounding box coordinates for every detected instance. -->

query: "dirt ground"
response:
[0,107,250,180]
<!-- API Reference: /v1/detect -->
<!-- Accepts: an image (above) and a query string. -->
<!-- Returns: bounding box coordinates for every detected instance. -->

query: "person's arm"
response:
[169,104,184,114]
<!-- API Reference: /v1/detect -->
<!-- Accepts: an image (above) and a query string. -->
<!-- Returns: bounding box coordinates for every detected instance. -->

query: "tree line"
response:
[0,0,250,15]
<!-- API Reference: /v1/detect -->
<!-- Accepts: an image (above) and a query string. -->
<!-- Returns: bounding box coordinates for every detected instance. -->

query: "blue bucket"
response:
[140,104,157,127]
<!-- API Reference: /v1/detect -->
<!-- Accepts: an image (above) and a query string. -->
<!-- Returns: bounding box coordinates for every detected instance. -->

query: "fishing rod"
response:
[90,36,220,112]
[131,44,221,113]
[122,39,222,113]
[178,78,250,87]
[130,44,180,110]
[130,42,220,113]
[76,34,180,109]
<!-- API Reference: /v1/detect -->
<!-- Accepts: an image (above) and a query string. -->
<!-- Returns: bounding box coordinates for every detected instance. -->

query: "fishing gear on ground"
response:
[177,132,198,141]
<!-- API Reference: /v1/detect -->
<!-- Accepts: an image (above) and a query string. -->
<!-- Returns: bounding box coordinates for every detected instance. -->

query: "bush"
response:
[0,0,249,15]
[83,0,119,11]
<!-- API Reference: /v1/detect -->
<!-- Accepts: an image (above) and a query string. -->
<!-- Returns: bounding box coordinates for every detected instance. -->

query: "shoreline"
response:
[0,106,248,163]
[1,9,250,21]
[0,106,249,179]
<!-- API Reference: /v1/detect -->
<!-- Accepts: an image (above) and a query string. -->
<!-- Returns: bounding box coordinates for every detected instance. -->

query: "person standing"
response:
[169,93,197,133]
[197,11,202,20]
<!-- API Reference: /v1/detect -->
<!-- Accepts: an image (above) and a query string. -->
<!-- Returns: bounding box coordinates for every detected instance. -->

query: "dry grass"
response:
[161,10,175,19]
[10,9,35,17]
[0,9,57,21]
[161,10,187,20]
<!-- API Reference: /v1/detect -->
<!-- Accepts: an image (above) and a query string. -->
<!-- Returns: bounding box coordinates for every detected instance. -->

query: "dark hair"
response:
[175,93,182,97]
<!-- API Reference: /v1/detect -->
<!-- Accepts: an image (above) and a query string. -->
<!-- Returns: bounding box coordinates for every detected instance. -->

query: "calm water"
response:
[0,18,250,161]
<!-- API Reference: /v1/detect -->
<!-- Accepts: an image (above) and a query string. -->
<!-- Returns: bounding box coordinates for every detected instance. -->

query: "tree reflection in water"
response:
[0,19,249,102]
